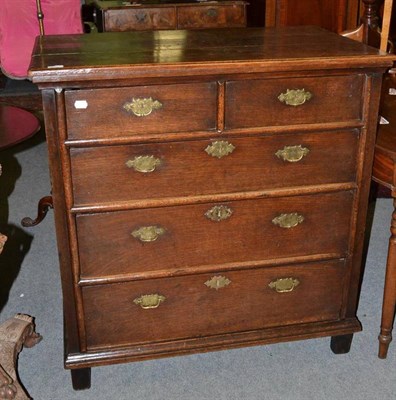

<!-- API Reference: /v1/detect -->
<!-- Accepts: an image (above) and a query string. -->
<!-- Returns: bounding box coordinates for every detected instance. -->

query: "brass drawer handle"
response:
[123,97,163,117]
[205,140,235,159]
[269,278,300,293]
[205,205,233,222]
[272,213,304,228]
[278,89,312,106]
[275,145,310,163]
[205,275,231,290]
[131,226,165,242]
[133,294,166,309]
[126,155,161,173]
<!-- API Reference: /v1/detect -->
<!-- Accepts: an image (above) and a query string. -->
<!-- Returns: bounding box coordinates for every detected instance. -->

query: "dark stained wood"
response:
[65,318,362,368]
[89,0,247,32]
[83,261,346,350]
[372,88,396,189]
[21,196,53,227]
[377,196,396,358]
[375,78,396,166]
[265,0,359,32]
[102,7,176,31]
[64,82,217,139]
[341,0,396,359]
[341,0,382,48]
[70,130,359,206]
[177,4,246,29]
[343,74,384,319]
[29,27,394,389]
[71,368,91,391]
[29,27,394,85]
[330,333,354,354]
[76,192,353,279]
[225,75,364,128]
[40,89,83,359]
[247,0,265,27]
[372,74,396,358]
[389,0,396,46]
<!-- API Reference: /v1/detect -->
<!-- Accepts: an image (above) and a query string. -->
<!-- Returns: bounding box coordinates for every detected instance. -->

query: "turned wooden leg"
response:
[378,198,396,358]
[330,334,354,354]
[71,368,91,391]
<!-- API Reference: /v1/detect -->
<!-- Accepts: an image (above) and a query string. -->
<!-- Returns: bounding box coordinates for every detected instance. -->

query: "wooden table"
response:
[29,26,394,390]
[0,105,40,150]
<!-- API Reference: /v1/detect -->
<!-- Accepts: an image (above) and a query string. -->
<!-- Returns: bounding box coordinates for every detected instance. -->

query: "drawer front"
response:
[83,260,346,350]
[104,8,176,31]
[70,130,358,206]
[77,192,353,278]
[225,75,363,129]
[177,5,246,29]
[65,83,217,139]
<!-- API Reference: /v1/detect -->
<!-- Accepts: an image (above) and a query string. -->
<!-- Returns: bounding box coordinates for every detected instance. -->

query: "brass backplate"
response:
[123,97,162,117]
[272,213,304,229]
[205,205,233,222]
[205,141,235,159]
[278,89,312,106]
[269,278,300,293]
[275,145,310,163]
[131,226,165,242]
[126,155,161,173]
[204,275,231,290]
[133,294,166,309]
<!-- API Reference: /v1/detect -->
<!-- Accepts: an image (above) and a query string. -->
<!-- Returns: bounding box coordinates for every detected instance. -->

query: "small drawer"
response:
[82,260,346,350]
[76,191,353,279]
[104,8,176,31]
[225,75,364,129]
[65,82,217,140]
[70,130,358,206]
[177,5,246,29]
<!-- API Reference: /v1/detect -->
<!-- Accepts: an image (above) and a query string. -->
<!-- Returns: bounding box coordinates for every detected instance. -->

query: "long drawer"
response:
[225,75,364,129]
[177,5,246,29]
[70,130,359,207]
[82,260,346,350]
[103,8,177,32]
[65,82,217,139]
[76,191,353,279]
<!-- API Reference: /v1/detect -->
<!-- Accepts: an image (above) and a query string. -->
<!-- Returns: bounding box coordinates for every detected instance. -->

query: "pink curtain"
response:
[0,0,83,79]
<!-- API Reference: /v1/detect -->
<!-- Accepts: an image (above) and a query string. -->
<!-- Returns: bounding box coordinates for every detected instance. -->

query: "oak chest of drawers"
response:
[88,0,248,32]
[29,26,394,389]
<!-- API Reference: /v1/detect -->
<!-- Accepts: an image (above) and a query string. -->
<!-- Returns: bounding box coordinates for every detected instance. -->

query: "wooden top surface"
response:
[29,26,395,84]
[90,0,248,9]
